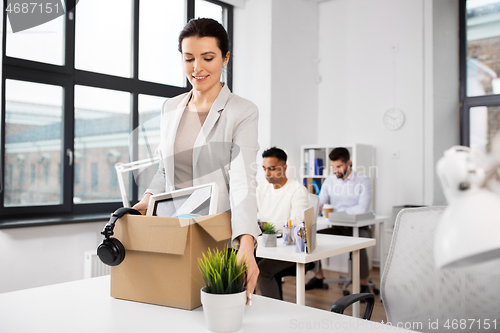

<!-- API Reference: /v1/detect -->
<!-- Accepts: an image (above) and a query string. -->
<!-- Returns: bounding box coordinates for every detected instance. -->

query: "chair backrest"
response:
[381,206,500,333]
[308,193,320,224]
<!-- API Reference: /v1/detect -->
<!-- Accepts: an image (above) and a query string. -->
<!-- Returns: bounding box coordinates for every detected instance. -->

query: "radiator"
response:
[84,250,110,279]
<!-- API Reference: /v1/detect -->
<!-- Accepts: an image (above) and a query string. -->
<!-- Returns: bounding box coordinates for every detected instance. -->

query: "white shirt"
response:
[318,170,372,214]
[256,179,309,226]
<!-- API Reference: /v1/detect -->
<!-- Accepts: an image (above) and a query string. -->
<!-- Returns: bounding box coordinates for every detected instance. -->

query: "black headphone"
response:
[97,207,142,266]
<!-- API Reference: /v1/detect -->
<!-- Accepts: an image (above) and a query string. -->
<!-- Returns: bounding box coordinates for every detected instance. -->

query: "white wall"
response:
[233,0,273,157]
[270,0,319,179]
[234,0,319,182]
[317,0,459,216]
[431,0,460,205]
[0,222,106,293]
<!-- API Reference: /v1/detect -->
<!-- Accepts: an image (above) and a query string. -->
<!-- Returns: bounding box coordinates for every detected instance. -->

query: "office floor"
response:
[258,267,387,324]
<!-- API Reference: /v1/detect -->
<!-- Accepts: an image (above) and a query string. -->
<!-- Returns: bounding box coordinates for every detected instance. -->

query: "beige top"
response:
[173,104,209,189]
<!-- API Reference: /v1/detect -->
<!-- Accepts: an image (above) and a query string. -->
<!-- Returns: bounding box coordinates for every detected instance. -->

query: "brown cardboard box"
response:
[110,212,232,310]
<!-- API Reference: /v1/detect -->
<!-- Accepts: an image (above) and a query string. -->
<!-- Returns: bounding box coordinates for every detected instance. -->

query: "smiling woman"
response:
[131,18,261,306]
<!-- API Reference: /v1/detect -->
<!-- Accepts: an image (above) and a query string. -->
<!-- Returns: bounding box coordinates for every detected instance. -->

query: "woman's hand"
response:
[132,193,152,211]
[237,234,259,305]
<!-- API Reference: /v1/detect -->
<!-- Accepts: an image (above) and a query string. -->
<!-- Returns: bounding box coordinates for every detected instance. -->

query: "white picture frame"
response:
[146,183,219,217]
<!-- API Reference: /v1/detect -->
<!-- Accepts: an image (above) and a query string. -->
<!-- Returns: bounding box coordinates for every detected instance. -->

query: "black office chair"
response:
[331,293,374,320]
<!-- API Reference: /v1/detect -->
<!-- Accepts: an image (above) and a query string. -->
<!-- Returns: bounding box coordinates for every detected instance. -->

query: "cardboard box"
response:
[110,212,232,310]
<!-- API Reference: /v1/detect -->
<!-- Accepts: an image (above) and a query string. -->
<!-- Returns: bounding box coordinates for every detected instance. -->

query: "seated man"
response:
[256,147,309,300]
[305,147,373,293]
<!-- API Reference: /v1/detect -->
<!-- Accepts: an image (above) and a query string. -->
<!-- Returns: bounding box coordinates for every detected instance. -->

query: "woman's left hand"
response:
[237,234,259,305]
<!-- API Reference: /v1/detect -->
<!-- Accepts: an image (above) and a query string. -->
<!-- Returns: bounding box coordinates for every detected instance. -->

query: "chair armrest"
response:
[331,293,374,320]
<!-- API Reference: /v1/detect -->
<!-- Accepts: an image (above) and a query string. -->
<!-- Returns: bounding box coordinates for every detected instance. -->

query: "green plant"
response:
[261,222,276,234]
[197,246,247,294]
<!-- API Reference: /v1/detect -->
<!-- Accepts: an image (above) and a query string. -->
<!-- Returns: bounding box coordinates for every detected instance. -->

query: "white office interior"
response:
[0,0,461,297]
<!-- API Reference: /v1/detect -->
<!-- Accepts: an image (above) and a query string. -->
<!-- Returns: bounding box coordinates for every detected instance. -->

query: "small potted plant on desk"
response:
[198,246,247,333]
[261,222,277,247]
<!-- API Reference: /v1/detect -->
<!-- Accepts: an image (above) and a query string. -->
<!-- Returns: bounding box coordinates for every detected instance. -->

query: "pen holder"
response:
[283,226,295,245]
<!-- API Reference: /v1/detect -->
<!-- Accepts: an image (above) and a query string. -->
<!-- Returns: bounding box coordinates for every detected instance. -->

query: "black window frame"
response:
[459,0,500,145]
[0,0,234,226]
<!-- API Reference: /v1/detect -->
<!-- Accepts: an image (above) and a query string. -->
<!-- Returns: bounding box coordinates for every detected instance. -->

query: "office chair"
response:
[332,206,500,329]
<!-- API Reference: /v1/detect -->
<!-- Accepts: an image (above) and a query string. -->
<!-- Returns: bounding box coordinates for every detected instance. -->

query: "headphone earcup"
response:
[97,207,140,266]
[97,237,126,266]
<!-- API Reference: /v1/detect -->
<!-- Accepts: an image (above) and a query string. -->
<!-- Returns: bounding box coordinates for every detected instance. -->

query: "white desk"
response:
[317,215,390,276]
[257,234,376,318]
[0,276,415,333]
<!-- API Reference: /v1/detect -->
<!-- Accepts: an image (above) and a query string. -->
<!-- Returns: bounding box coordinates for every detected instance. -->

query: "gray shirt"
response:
[173,104,209,189]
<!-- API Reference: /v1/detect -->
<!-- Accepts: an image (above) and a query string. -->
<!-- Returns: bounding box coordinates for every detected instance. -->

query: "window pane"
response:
[136,94,165,197]
[195,1,228,83]
[75,0,133,77]
[74,86,131,204]
[4,80,63,207]
[6,12,65,65]
[469,105,500,152]
[195,0,223,24]
[139,0,186,86]
[466,0,500,96]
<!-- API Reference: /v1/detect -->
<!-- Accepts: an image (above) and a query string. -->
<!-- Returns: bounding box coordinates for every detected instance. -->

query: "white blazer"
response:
[146,84,261,245]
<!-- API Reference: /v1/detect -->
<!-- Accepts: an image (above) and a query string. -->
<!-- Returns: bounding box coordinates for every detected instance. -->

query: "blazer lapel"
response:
[192,84,231,169]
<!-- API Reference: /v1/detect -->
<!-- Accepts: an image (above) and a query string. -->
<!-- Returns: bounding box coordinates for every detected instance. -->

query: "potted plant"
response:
[261,222,277,247]
[198,246,248,333]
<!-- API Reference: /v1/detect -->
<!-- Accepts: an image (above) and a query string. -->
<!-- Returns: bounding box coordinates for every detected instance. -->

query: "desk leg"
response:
[296,263,305,306]
[352,249,360,318]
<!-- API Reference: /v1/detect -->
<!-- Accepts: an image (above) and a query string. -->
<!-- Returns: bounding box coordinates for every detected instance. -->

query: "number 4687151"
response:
[444,319,497,330]
[6,2,61,14]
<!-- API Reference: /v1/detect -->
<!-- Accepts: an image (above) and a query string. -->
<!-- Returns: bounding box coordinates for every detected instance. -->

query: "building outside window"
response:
[30,164,35,185]
[91,163,98,190]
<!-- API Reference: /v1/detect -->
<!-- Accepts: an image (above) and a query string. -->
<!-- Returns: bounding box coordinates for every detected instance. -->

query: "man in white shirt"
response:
[305,147,373,293]
[256,147,309,300]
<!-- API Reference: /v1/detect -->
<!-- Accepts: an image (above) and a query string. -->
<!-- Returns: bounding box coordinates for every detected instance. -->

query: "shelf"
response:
[300,143,374,197]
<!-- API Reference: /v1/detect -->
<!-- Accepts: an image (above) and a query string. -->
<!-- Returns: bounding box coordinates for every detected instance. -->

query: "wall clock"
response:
[383,108,405,131]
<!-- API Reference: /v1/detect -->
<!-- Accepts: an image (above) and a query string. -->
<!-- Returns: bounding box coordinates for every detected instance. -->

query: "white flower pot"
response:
[200,287,246,333]
[262,233,277,247]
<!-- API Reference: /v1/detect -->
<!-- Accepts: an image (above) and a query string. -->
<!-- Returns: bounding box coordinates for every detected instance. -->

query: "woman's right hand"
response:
[133,193,152,211]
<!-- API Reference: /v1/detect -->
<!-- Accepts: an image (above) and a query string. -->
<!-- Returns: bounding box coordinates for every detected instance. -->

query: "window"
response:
[74,163,80,186]
[75,0,133,77]
[139,0,186,86]
[91,163,98,190]
[109,165,118,190]
[30,164,35,185]
[1,0,233,221]
[461,0,500,151]
[18,163,24,186]
[4,80,64,207]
